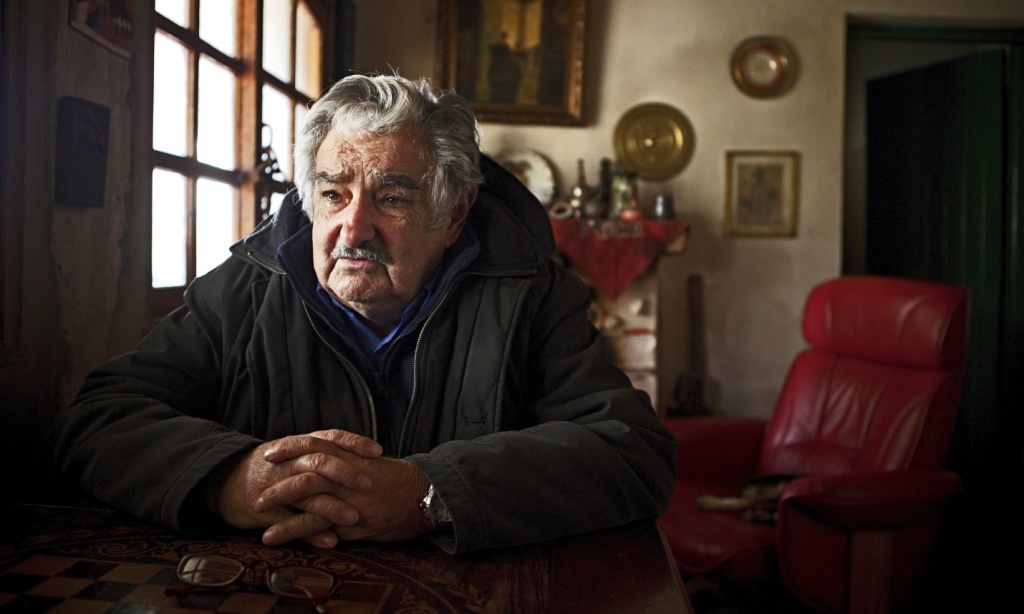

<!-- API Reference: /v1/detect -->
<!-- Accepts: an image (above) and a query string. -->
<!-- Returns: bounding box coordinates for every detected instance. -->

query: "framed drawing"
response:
[724,150,799,237]
[435,0,586,125]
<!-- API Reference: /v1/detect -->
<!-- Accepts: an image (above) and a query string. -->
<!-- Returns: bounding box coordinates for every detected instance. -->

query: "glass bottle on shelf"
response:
[580,159,609,219]
[608,167,638,219]
[599,158,612,207]
[568,158,591,216]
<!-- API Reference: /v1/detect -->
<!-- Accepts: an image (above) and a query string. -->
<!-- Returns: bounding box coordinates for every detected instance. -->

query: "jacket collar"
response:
[232,154,553,274]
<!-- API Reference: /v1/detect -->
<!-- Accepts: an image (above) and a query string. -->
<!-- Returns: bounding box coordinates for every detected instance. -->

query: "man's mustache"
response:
[331,244,393,266]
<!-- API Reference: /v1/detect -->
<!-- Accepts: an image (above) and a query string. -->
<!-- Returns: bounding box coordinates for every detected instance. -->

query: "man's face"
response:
[310,125,472,334]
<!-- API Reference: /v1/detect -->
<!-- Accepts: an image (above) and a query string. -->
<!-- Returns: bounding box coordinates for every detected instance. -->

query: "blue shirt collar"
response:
[315,275,429,359]
[313,225,481,363]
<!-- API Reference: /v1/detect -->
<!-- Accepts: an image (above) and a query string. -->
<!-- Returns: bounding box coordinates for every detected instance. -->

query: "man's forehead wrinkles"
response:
[314,166,423,191]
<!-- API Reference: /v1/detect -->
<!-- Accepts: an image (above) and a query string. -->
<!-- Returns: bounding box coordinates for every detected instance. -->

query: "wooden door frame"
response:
[1,0,23,352]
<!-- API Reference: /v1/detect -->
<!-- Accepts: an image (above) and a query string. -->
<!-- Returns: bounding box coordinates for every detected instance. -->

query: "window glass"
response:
[152,32,189,156]
[262,84,293,178]
[155,0,188,27]
[295,1,322,97]
[196,56,237,169]
[151,169,188,288]
[199,0,237,57]
[195,178,236,277]
[269,192,286,216]
[150,0,330,302]
[262,0,292,82]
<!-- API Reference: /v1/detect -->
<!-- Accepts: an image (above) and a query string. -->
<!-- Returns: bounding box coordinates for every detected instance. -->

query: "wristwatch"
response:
[419,484,452,531]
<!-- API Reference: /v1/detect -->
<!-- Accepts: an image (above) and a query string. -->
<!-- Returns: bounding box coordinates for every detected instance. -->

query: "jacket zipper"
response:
[395,281,456,456]
[300,302,380,443]
[247,248,380,442]
[249,246,537,455]
[244,248,285,274]
[395,268,535,456]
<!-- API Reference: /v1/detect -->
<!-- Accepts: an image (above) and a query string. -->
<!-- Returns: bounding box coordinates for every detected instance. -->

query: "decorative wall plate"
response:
[613,103,695,181]
[497,148,556,206]
[730,36,797,98]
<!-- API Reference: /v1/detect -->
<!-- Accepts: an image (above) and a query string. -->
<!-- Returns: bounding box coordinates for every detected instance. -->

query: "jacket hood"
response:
[234,154,555,273]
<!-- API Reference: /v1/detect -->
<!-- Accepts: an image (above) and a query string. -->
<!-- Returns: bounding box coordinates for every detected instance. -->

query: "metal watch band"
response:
[420,484,452,530]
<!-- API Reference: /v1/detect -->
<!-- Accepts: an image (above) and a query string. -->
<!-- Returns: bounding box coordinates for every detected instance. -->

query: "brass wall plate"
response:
[613,102,695,181]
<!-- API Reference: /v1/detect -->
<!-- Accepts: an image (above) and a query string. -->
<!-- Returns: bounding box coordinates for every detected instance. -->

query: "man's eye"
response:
[320,190,342,202]
[380,194,409,206]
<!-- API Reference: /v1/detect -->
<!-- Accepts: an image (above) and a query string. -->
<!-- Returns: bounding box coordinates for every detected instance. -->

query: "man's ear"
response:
[444,185,478,247]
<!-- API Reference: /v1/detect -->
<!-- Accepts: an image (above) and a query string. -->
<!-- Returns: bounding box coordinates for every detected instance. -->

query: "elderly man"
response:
[50,74,676,553]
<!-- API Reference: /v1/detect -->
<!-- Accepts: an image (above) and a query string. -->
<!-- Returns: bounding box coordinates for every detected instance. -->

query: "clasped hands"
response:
[212,429,434,549]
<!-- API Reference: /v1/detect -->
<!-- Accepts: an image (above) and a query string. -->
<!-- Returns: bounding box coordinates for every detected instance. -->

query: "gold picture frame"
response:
[435,0,586,125]
[724,150,799,237]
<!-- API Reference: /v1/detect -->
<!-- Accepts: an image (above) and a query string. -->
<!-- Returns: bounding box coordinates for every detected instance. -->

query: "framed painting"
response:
[435,0,586,125]
[68,0,135,59]
[724,150,799,237]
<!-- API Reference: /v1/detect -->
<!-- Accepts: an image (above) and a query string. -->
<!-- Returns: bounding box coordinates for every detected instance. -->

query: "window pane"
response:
[295,1,322,97]
[155,0,189,27]
[152,169,188,288]
[262,85,292,178]
[269,192,286,216]
[196,56,236,169]
[153,32,189,156]
[263,0,292,82]
[195,178,236,277]
[199,0,237,57]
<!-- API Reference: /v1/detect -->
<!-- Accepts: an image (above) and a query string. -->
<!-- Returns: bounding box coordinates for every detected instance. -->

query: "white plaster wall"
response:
[351,0,1024,419]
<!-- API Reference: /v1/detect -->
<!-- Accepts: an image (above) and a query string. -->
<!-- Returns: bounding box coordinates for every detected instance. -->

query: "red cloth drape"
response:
[550,219,689,299]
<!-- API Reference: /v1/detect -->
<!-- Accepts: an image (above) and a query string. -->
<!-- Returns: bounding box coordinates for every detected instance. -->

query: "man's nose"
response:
[337,190,377,246]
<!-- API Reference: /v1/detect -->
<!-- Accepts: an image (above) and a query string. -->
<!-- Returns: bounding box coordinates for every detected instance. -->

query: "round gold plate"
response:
[613,103,695,181]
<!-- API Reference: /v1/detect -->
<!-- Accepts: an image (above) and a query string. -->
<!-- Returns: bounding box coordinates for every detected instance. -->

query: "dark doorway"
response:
[851,26,1024,612]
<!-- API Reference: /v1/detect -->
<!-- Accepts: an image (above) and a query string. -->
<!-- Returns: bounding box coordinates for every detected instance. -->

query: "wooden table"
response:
[0,503,691,613]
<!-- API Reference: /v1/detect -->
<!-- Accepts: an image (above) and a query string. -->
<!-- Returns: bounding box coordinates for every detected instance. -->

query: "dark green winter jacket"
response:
[50,156,676,553]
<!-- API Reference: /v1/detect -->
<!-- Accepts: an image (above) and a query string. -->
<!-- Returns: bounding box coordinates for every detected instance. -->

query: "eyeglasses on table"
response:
[165,553,339,613]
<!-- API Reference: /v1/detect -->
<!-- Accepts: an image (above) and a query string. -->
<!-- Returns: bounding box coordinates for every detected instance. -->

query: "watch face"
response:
[421,485,452,528]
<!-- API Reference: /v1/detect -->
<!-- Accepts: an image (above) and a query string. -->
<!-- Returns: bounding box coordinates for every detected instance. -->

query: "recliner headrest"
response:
[802,275,968,371]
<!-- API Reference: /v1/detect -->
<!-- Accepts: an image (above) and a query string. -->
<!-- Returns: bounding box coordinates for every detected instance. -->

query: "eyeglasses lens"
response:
[177,555,245,587]
[268,567,336,600]
[177,554,335,602]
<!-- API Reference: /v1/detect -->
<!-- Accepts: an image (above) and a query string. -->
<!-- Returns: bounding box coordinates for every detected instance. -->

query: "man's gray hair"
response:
[294,74,485,229]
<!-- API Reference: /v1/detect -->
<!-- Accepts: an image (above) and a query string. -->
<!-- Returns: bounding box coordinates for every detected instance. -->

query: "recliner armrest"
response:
[778,469,962,529]
[662,417,766,489]
[776,469,962,612]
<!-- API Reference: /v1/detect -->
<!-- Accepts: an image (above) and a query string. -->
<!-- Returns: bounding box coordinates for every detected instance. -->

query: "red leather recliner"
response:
[658,275,969,613]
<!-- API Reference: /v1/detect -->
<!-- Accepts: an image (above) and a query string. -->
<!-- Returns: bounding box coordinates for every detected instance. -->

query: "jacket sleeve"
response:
[47,258,265,530]
[406,261,677,553]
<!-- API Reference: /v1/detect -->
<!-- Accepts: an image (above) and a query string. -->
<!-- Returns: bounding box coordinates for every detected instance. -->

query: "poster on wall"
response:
[68,0,134,59]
